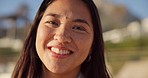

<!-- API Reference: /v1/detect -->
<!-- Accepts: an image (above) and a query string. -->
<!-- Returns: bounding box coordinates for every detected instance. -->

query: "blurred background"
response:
[0,0,148,78]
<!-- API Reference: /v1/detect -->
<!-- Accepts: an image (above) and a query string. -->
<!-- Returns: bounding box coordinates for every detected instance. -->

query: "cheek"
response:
[75,35,93,46]
[36,26,55,65]
[36,26,55,53]
[36,29,47,49]
[73,34,93,54]
[73,35,93,64]
[36,27,54,43]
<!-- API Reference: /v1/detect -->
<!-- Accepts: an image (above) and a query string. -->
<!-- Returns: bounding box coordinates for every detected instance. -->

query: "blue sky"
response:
[108,0,148,19]
[0,0,42,21]
[0,0,148,20]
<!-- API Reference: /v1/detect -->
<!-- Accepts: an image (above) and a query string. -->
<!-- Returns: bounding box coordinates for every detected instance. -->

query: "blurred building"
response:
[103,18,148,43]
[141,18,148,35]
[0,4,30,50]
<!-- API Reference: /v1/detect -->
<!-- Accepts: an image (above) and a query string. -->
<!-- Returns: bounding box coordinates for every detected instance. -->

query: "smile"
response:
[47,46,74,59]
[51,47,71,55]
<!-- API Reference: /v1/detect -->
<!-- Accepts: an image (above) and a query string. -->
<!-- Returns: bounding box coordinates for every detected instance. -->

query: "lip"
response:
[47,46,74,59]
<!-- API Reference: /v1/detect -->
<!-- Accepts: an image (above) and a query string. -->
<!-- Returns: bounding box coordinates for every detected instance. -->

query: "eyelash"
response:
[72,25,86,32]
[45,21,59,27]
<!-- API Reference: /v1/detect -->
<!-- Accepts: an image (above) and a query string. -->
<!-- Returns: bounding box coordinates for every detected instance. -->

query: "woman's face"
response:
[36,0,94,74]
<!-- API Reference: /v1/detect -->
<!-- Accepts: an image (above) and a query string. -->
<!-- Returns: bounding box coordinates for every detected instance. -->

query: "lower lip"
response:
[48,48,71,59]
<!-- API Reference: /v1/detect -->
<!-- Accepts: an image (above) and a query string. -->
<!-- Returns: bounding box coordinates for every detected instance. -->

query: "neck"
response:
[42,65,80,78]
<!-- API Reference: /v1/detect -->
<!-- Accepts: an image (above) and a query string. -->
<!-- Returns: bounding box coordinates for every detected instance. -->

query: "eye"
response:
[72,25,86,32]
[45,21,59,27]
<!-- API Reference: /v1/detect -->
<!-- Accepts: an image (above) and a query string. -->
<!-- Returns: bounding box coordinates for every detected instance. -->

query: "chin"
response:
[46,65,70,74]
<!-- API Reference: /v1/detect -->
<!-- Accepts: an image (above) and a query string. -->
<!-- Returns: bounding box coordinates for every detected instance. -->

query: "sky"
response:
[0,0,148,21]
[108,0,148,19]
[0,0,42,21]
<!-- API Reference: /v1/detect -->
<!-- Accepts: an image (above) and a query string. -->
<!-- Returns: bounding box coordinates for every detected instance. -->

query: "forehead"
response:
[43,0,91,22]
[48,0,87,11]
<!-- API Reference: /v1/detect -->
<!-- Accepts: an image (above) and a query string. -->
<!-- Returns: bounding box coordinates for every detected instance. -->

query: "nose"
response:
[54,28,72,43]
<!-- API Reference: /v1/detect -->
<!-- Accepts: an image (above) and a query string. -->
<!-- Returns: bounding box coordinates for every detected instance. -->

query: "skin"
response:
[36,0,94,78]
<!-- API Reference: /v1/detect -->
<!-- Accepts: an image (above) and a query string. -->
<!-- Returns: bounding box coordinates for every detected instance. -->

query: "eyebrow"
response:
[46,13,90,26]
[46,13,60,18]
[73,19,90,26]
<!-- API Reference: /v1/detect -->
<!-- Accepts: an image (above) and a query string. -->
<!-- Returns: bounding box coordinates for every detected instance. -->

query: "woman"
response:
[12,0,110,78]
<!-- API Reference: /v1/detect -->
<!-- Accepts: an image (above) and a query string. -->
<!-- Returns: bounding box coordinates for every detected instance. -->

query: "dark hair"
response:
[12,0,110,78]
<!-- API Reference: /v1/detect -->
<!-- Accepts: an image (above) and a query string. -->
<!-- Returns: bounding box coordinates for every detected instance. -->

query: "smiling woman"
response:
[12,0,110,78]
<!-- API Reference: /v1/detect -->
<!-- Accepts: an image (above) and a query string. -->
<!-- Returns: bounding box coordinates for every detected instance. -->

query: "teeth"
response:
[51,47,70,55]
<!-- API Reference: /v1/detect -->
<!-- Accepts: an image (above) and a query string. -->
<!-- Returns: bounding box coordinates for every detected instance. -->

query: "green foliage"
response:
[105,37,148,75]
[105,37,148,49]
[0,48,19,57]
